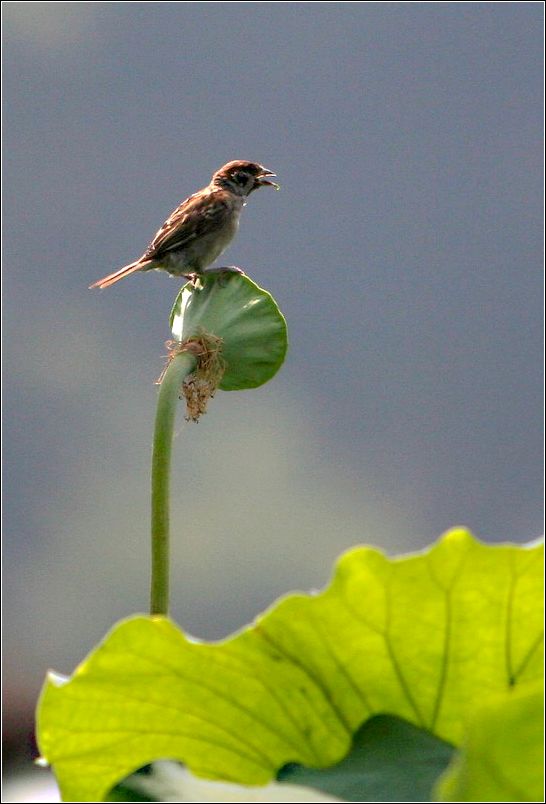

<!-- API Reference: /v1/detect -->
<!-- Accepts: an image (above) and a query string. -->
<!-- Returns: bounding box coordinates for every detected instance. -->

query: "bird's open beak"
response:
[256,168,280,189]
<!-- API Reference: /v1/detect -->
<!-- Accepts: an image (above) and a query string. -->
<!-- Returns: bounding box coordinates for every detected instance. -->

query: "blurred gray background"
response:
[3,0,543,779]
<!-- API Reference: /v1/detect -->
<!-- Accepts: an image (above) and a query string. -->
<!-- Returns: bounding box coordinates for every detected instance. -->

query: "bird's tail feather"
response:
[89,259,152,289]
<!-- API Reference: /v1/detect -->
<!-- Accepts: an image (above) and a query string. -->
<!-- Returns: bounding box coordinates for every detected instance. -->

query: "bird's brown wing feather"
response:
[145,190,232,260]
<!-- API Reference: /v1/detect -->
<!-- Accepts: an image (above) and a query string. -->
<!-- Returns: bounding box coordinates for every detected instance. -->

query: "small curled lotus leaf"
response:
[169,273,288,391]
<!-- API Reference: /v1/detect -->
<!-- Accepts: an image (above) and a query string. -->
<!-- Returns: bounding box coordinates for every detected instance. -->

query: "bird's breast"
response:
[191,200,242,270]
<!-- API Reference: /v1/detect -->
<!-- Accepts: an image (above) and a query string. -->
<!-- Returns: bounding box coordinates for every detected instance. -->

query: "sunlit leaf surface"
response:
[37,530,543,802]
[435,682,543,803]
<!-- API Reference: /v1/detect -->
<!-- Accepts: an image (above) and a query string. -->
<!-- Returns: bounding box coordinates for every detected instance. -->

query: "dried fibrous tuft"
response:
[158,331,225,422]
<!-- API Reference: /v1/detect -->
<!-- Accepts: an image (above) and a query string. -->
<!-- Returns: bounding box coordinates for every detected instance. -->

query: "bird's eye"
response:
[235,171,248,185]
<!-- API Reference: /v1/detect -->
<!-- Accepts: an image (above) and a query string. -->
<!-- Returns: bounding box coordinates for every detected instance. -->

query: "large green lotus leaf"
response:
[435,682,544,802]
[36,530,543,802]
[169,273,288,391]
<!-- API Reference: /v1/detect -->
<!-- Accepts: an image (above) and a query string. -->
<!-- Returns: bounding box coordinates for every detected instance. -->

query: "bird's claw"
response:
[183,272,201,287]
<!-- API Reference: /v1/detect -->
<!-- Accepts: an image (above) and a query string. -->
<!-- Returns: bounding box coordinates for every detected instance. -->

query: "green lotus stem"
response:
[150,348,197,615]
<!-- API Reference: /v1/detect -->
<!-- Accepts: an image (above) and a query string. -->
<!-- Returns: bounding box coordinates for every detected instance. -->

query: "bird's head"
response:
[212,160,279,196]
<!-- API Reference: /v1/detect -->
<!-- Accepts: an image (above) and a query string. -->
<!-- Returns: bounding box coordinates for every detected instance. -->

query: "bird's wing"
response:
[145,189,232,260]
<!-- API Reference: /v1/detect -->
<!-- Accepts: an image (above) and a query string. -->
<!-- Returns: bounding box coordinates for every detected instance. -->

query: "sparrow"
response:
[89,160,279,289]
